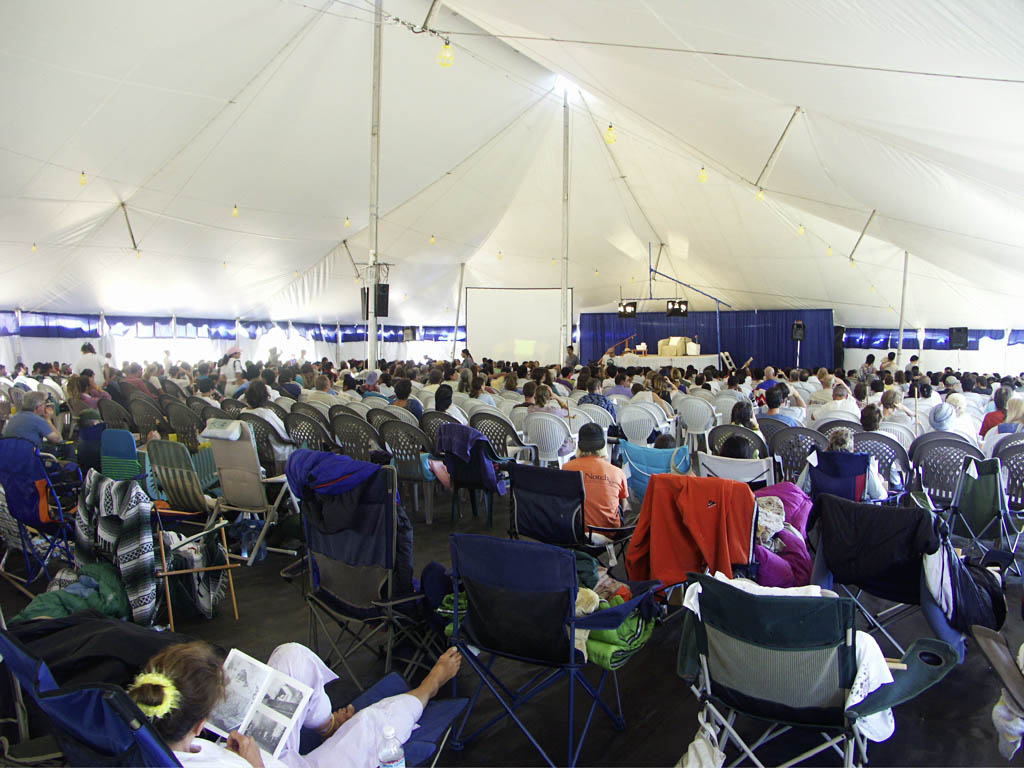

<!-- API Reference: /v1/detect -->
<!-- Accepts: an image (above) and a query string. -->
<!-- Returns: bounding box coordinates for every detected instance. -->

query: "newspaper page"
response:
[205,649,313,761]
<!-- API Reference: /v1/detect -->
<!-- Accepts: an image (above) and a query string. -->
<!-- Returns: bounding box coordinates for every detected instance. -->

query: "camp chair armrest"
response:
[371,593,425,608]
[569,581,662,630]
[845,638,958,720]
[587,523,635,538]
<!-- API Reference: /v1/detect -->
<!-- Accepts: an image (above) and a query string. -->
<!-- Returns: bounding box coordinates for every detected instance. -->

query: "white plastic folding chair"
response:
[523,412,573,467]
[461,399,484,416]
[567,390,586,404]
[346,401,371,420]
[877,421,915,450]
[576,403,614,430]
[608,394,632,410]
[384,404,419,426]
[619,404,657,444]
[564,410,592,436]
[202,420,299,566]
[472,403,510,421]
[449,404,469,424]
[695,452,776,488]
[713,394,743,425]
[275,397,296,412]
[499,391,523,402]
[452,392,470,407]
[675,395,716,453]
[509,405,530,432]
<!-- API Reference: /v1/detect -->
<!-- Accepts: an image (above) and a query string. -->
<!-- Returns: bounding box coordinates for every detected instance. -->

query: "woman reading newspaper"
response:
[127,642,461,768]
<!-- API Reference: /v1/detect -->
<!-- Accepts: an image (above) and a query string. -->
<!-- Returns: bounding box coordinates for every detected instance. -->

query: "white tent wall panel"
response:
[842,344,1024,380]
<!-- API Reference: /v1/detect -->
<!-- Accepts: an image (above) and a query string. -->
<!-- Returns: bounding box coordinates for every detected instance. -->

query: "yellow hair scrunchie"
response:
[129,671,181,720]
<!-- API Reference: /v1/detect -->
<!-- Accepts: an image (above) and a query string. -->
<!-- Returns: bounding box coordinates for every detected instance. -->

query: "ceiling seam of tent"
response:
[426,28,1024,85]
[130,2,333,247]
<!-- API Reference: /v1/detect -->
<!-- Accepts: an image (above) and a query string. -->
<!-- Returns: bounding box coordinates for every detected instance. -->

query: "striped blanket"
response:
[74,469,157,625]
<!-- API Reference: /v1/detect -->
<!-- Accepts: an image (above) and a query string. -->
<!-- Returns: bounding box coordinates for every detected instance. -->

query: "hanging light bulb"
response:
[429,234,436,245]
[31,243,37,252]
[870,285,877,293]
[79,170,87,186]
[232,204,239,218]
[223,261,227,269]
[594,269,600,278]
[136,249,141,259]
[849,258,856,268]
[551,257,556,265]
[438,40,454,68]
[756,188,765,202]
[604,124,617,144]
[497,250,503,261]
[698,166,708,183]
[797,224,805,235]
[827,245,833,257]
[344,216,351,229]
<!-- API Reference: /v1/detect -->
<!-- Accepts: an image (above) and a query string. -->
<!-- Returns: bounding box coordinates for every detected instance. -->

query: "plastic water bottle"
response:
[379,724,405,768]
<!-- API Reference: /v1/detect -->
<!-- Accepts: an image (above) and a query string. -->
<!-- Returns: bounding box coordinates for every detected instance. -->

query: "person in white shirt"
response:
[73,342,105,376]
[811,382,860,422]
[241,381,295,473]
[221,348,245,396]
[306,375,341,407]
[129,640,461,768]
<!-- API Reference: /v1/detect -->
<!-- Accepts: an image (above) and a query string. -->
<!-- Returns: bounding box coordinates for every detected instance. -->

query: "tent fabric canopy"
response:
[1,0,1021,330]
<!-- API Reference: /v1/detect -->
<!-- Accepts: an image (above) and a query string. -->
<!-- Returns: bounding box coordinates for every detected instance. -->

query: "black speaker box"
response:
[792,320,806,341]
[949,327,969,349]
[360,284,390,320]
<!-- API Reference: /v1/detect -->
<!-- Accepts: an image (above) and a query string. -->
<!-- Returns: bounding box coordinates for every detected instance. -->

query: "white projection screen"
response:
[466,288,573,363]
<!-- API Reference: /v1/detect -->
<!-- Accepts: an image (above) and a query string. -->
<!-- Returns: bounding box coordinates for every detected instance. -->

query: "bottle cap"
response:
[382,725,395,739]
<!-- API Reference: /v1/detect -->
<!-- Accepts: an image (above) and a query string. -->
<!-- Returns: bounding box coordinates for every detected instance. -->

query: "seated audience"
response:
[980,386,1010,436]
[241,380,295,473]
[3,390,61,449]
[527,385,574,456]
[811,382,860,422]
[798,427,887,501]
[78,368,112,409]
[719,434,753,459]
[730,399,760,435]
[307,375,340,407]
[392,378,423,418]
[562,423,628,530]
[860,403,882,432]
[996,396,1024,434]
[434,384,467,425]
[579,377,617,420]
[760,384,802,428]
[468,375,495,406]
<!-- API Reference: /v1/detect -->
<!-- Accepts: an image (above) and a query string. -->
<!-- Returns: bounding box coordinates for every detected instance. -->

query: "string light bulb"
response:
[827,245,832,257]
[604,124,617,144]
[31,243,37,252]
[797,224,805,235]
[551,258,556,265]
[870,285,876,293]
[223,261,227,269]
[594,269,599,278]
[79,171,87,186]
[232,204,239,218]
[698,166,707,183]
[849,258,856,268]
[429,234,436,245]
[438,40,454,68]
[136,249,141,259]
[756,188,765,202]
[344,216,351,229]
[497,250,503,261]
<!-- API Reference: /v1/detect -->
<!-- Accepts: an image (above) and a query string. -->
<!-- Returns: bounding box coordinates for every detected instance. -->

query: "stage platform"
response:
[609,352,721,370]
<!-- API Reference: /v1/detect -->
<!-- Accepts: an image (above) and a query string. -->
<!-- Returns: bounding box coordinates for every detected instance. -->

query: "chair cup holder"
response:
[917,650,944,667]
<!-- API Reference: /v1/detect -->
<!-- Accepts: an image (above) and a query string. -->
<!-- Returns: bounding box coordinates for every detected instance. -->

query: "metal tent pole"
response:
[451,263,465,362]
[896,250,910,366]
[560,89,570,356]
[366,0,383,370]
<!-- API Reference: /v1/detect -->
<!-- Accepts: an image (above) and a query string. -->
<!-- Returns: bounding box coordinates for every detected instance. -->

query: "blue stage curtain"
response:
[0,312,17,336]
[580,309,833,370]
[1010,330,1024,347]
[421,326,466,343]
[19,312,100,338]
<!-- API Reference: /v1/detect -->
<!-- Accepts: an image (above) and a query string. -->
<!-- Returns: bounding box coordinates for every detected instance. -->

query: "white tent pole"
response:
[896,250,909,366]
[848,209,877,261]
[755,106,802,189]
[366,0,383,370]
[420,0,443,30]
[451,263,466,362]
[14,309,23,365]
[560,88,570,357]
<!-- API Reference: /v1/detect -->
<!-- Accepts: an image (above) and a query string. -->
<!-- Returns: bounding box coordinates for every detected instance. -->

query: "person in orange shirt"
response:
[562,423,629,530]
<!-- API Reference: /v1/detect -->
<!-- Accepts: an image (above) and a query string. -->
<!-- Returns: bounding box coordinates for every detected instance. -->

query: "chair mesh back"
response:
[469,413,519,458]
[285,412,335,451]
[908,430,968,463]
[523,412,569,460]
[853,432,910,487]
[709,425,768,458]
[167,402,203,453]
[995,433,1024,460]
[185,396,207,415]
[619,405,656,443]
[509,463,585,547]
[420,411,459,451]
[677,396,716,431]
[292,402,329,429]
[237,413,281,474]
[696,453,773,489]
[756,417,787,445]
[328,404,355,421]
[127,401,164,439]
[379,420,430,481]
[509,406,529,432]
[952,456,1008,536]
[1002,444,1024,511]
[367,408,397,430]
[917,439,984,507]
[202,405,230,422]
[385,405,419,426]
[265,400,289,421]
[816,419,864,439]
[220,399,245,418]
[770,427,828,483]
[576,403,614,429]
[98,399,133,431]
[330,414,381,462]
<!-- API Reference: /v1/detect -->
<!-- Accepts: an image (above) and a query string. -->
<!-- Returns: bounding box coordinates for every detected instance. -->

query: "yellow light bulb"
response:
[31,243,37,252]
[756,188,765,201]
[551,258,556,265]
[698,166,707,183]
[497,251,503,260]
[595,270,599,278]
[797,224,805,235]
[438,41,454,68]
[849,258,856,268]
[631,275,635,282]
[223,261,227,269]
[294,270,299,278]
[79,171,87,186]
[429,234,436,245]
[870,285,876,292]
[344,216,351,228]
[232,204,239,218]
[604,124,617,144]
[827,245,832,257]
[136,249,141,259]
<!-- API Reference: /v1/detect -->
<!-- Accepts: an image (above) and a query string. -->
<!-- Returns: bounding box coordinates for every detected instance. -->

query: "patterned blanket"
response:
[74,469,157,625]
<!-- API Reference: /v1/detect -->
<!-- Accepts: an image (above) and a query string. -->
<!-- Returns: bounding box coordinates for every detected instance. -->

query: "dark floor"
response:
[2,487,1019,767]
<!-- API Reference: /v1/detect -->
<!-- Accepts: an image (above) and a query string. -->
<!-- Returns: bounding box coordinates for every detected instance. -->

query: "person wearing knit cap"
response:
[929,402,956,432]
[562,423,628,530]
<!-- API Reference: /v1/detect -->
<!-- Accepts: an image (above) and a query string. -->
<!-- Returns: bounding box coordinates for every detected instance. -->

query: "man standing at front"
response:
[564,345,580,369]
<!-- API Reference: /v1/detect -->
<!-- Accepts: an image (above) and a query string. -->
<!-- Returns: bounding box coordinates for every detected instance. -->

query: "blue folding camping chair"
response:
[448,533,660,767]
[807,451,871,501]
[100,429,145,482]
[508,462,634,566]
[618,441,690,508]
[0,437,78,584]
[0,627,179,767]
[436,423,514,528]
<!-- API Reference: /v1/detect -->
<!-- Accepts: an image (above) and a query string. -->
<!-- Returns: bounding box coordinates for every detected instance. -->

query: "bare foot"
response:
[318,704,355,738]
[424,647,462,694]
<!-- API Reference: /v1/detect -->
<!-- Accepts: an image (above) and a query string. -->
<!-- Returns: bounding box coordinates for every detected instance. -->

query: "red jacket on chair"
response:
[625,474,755,584]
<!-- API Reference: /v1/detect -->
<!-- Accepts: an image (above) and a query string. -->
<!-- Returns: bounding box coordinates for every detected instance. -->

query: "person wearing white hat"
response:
[220,346,244,396]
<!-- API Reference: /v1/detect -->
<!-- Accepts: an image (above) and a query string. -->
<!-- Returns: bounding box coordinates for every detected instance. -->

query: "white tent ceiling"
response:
[1,0,1021,328]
